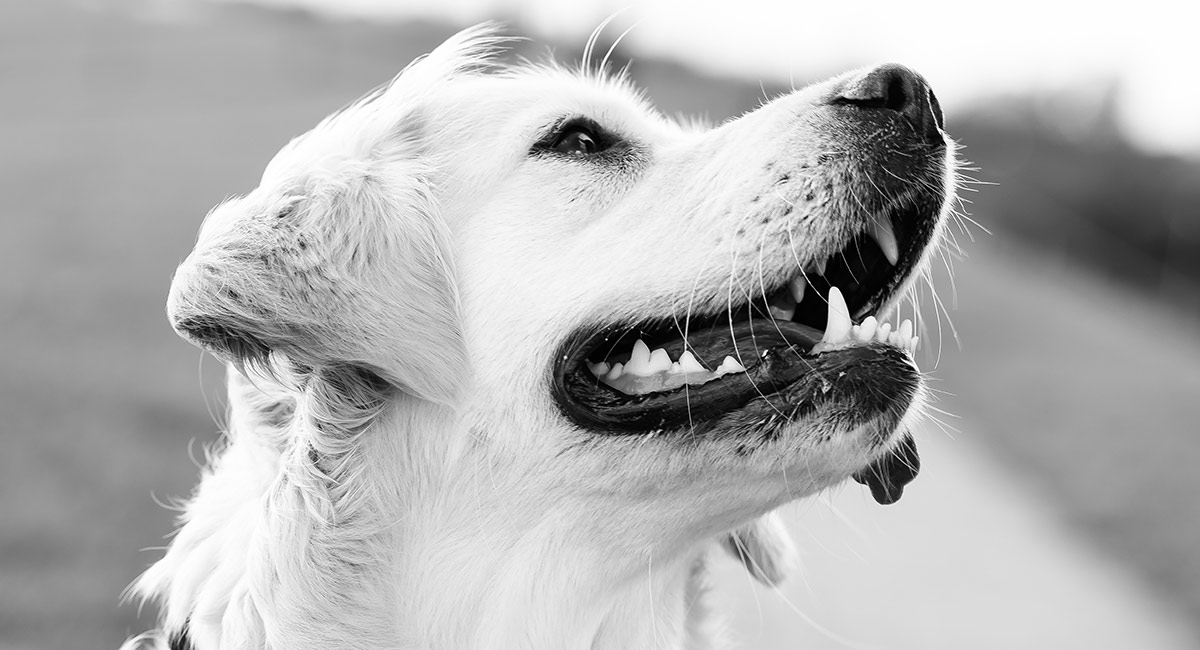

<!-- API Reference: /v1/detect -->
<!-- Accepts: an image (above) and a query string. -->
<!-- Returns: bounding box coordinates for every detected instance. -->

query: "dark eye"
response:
[552,127,600,155]
[536,117,618,157]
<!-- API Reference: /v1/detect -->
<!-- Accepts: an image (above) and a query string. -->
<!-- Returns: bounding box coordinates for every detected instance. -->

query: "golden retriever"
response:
[125,25,957,650]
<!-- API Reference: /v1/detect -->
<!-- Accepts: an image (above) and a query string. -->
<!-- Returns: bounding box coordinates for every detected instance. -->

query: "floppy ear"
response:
[722,511,796,587]
[167,171,465,406]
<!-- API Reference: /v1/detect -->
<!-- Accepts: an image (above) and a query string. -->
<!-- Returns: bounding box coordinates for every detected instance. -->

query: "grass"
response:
[1,2,1198,648]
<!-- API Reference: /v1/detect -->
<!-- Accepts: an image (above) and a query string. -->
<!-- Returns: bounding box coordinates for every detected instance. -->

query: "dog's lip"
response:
[553,315,906,431]
[853,433,920,505]
[554,332,919,433]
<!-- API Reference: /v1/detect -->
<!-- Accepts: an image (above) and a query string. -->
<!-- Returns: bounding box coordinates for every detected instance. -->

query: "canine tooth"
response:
[858,316,878,341]
[678,350,706,373]
[871,217,900,265]
[605,363,624,380]
[646,348,673,374]
[789,275,807,303]
[821,286,852,344]
[899,319,913,341]
[625,340,653,376]
[875,322,892,343]
[718,356,746,374]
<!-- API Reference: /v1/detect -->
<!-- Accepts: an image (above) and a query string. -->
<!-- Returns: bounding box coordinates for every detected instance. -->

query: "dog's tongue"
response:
[852,434,920,505]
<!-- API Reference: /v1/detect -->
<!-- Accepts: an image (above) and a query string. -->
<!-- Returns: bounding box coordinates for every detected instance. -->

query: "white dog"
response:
[126,25,957,650]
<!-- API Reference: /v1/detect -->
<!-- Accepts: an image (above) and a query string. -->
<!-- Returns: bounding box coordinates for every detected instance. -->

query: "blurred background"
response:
[2,0,1198,648]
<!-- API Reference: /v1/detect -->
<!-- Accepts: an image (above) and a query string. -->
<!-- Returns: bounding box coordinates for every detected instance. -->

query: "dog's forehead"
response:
[437,68,677,135]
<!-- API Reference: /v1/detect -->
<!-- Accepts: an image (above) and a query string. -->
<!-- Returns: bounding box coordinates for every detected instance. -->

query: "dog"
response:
[125,25,957,650]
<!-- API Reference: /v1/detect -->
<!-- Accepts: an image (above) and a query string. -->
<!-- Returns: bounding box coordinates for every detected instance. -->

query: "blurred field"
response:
[1,1,1198,649]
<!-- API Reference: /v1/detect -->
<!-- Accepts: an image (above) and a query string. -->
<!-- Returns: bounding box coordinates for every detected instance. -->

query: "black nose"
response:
[832,64,944,144]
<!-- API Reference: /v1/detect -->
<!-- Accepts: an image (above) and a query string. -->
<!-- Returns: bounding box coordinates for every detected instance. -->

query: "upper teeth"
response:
[586,224,915,397]
[870,217,900,265]
[805,218,899,281]
[789,274,807,303]
[813,256,828,275]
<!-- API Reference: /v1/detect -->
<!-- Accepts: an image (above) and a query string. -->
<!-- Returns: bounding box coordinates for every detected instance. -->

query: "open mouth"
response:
[553,201,933,419]
[550,203,937,504]
[584,223,921,399]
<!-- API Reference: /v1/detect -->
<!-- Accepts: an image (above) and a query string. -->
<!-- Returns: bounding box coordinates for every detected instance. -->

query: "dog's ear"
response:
[722,511,796,587]
[167,171,465,406]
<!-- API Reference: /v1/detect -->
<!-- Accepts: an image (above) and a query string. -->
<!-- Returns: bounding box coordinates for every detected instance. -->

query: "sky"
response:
[204,0,1200,158]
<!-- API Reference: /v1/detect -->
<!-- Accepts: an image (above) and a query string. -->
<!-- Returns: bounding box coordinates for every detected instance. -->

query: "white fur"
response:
[127,25,956,650]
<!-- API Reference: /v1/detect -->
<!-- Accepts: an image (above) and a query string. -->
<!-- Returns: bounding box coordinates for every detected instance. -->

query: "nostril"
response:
[884,73,908,113]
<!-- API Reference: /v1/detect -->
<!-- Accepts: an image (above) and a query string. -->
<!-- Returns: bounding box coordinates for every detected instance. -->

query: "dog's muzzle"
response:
[551,64,950,504]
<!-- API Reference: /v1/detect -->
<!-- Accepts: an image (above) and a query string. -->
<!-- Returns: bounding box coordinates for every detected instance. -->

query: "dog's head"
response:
[160,25,955,645]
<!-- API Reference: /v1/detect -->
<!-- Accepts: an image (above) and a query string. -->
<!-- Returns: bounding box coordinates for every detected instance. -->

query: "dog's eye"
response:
[536,117,618,157]
[553,127,600,155]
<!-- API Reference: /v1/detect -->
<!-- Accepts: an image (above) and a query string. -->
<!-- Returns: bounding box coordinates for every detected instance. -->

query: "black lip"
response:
[853,433,920,504]
[554,319,815,432]
[554,340,920,435]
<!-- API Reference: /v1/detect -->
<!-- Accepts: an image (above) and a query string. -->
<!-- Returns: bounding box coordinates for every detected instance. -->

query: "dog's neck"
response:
[399,513,721,649]
[356,404,727,650]
[141,395,726,650]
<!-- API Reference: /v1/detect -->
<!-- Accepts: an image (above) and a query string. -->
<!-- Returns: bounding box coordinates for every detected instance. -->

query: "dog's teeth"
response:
[624,340,653,376]
[717,356,745,375]
[789,274,807,303]
[875,322,892,343]
[589,361,611,377]
[768,285,798,321]
[605,363,624,380]
[678,350,706,373]
[669,361,682,374]
[769,304,796,320]
[870,217,900,265]
[646,347,673,374]
[899,319,913,341]
[910,336,919,354]
[814,256,828,276]
[858,316,878,341]
[821,286,852,344]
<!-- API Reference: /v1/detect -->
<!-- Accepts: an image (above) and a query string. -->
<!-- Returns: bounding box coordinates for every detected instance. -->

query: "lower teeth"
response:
[591,346,746,396]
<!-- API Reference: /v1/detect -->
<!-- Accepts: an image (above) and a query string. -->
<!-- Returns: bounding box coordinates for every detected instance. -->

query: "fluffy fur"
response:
[126,25,956,650]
